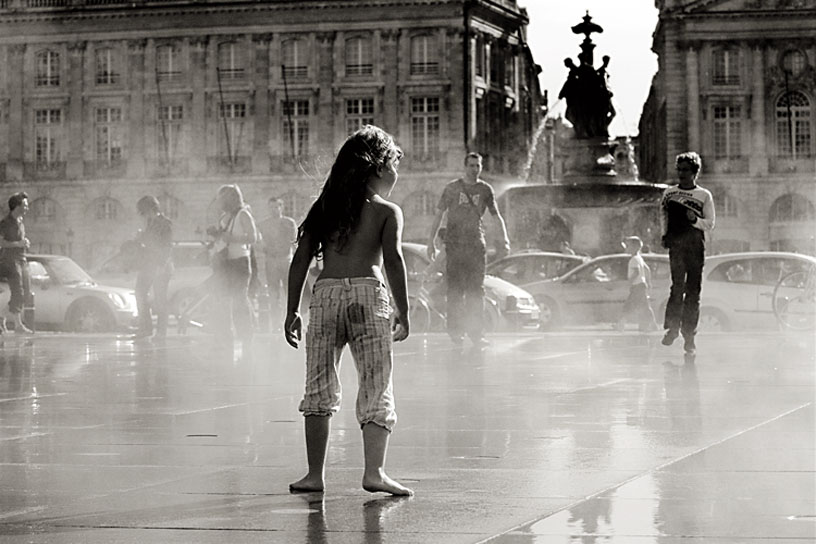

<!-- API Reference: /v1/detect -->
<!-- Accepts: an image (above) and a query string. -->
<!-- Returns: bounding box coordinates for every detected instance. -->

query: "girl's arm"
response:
[284,231,316,348]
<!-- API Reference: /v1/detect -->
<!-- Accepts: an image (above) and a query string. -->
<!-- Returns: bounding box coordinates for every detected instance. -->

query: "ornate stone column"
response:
[252,33,272,174]
[7,44,25,181]
[189,35,208,175]
[67,41,86,180]
[685,43,701,154]
[750,43,768,175]
[127,39,146,179]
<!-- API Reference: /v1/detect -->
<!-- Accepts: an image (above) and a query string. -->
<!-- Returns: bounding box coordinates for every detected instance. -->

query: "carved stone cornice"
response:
[8,43,26,56]
[316,31,335,45]
[189,35,209,51]
[127,39,147,53]
[252,33,274,45]
[446,26,464,39]
[67,41,87,56]
[765,64,816,95]
[381,28,400,44]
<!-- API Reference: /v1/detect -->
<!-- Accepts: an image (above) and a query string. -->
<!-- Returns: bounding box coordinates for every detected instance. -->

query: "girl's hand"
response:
[392,311,409,342]
[284,312,302,348]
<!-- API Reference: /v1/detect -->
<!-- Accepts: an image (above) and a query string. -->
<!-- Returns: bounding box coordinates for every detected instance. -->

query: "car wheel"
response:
[408,296,431,333]
[535,296,560,330]
[66,299,114,333]
[698,307,729,332]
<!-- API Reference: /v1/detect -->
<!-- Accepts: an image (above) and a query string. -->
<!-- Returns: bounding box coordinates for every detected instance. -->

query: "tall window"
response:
[158,105,184,162]
[475,36,485,78]
[406,191,436,216]
[345,37,373,76]
[34,108,62,169]
[94,197,120,221]
[410,97,440,158]
[712,48,739,86]
[218,102,247,161]
[95,47,120,85]
[282,39,308,79]
[217,42,245,80]
[504,51,516,88]
[712,105,741,158]
[282,100,309,157]
[156,44,181,83]
[782,49,807,77]
[410,35,439,75]
[776,91,812,159]
[31,197,57,223]
[35,50,60,87]
[345,98,374,134]
[95,107,123,166]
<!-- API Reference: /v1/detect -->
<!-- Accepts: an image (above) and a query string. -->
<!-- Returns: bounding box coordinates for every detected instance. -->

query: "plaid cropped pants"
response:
[299,277,397,431]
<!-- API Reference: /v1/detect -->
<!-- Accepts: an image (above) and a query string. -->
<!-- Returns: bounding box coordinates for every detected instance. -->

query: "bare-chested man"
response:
[284,125,411,496]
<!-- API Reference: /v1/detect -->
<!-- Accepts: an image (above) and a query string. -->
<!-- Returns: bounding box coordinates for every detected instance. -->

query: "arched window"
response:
[36,50,60,87]
[712,47,739,86]
[345,36,372,76]
[769,193,815,223]
[410,35,439,75]
[95,47,120,85]
[30,197,58,223]
[217,41,245,80]
[282,39,308,79]
[405,191,436,217]
[92,196,122,221]
[776,91,812,158]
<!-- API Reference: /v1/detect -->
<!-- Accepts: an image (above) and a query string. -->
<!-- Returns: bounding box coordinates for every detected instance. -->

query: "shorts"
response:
[298,277,397,431]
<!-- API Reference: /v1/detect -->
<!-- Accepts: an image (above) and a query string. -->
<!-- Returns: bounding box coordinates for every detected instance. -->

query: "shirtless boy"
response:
[284,125,412,496]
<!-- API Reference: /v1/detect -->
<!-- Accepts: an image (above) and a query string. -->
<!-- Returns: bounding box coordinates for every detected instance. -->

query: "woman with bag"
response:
[212,184,258,350]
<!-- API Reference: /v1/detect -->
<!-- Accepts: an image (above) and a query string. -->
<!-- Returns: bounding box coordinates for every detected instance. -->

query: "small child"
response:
[616,236,658,332]
[284,125,412,496]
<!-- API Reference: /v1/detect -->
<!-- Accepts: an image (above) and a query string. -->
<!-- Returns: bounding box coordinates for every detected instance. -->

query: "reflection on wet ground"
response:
[0,330,813,543]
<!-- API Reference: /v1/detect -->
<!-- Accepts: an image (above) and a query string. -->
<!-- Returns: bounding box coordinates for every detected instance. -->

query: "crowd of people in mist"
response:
[0,124,715,496]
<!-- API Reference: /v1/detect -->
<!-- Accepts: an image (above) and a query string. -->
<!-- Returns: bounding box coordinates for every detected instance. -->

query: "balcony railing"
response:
[24,161,66,180]
[153,158,189,177]
[84,159,126,178]
[769,156,816,174]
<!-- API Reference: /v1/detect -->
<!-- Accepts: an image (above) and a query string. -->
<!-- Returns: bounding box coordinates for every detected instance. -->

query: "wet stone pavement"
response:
[0,329,814,543]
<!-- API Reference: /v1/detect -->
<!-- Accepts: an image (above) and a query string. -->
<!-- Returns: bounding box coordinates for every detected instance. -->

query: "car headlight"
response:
[108,292,128,309]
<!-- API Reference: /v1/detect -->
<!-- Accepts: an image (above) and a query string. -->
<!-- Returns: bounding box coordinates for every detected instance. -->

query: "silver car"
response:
[0,254,138,332]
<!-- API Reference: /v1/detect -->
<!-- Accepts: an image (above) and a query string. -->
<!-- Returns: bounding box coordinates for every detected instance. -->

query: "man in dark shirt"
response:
[428,152,510,347]
[0,192,32,333]
[135,196,173,338]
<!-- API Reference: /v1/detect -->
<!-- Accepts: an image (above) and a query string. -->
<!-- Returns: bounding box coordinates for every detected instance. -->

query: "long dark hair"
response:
[299,125,401,257]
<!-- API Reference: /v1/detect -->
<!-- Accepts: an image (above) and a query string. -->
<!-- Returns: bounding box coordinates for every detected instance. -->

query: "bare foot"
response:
[289,474,325,493]
[362,472,414,496]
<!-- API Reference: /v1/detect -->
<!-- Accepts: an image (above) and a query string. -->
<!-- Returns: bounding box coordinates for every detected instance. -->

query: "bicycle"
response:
[772,264,816,331]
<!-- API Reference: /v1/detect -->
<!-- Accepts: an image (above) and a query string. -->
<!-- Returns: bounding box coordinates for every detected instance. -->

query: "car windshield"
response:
[43,257,95,285]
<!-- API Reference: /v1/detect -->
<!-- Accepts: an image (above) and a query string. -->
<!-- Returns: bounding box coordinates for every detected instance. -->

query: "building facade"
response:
[639,0,816,254]
[0,0,543,268]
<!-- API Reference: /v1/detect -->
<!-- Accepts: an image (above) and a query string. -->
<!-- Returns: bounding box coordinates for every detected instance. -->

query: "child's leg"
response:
[362,422,413,496]
[290,415,331,492]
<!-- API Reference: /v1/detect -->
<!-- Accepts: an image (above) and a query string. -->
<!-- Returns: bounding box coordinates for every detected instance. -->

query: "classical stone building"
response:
[639,0,816,254]
[0,0,543,268]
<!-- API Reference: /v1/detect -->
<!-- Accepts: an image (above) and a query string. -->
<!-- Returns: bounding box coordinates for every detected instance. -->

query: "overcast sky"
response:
[521,1,660,137]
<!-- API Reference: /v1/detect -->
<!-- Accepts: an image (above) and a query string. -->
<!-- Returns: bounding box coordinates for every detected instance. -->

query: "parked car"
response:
[92,241,212,316]
[0,254,138,332]
[487,250,589,286]
[524,253,672,329]
[678,251,816,331]
[401,242,540,332]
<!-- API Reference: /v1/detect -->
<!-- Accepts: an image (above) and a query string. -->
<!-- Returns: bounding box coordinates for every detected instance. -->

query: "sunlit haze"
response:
[522,1,660,137]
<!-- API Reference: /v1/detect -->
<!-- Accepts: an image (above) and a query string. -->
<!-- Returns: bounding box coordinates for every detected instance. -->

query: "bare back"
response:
[319,195,392,281]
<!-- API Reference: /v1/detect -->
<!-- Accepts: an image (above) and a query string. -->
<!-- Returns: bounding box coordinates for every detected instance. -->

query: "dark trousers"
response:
[664,232,705,337]
[218,256,253,343]
[5,259,30,315]
[446,245,485,339]
[136,264,171,336]
[619,283,657,330]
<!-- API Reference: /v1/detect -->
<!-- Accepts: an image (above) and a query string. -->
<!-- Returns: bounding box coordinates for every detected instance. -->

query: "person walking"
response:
[257,197,297,323]
[427,152,510,347]
[212,184,258,349]
[615,236,658,332]
[134,196,173,339]
[660,152,715,353]
[0,192,32,334]
[284,125,412,496]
